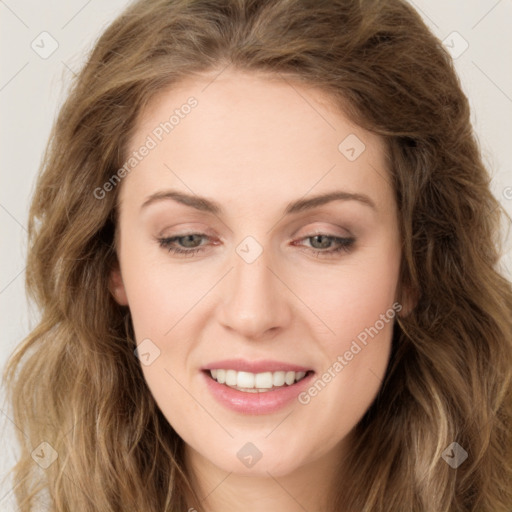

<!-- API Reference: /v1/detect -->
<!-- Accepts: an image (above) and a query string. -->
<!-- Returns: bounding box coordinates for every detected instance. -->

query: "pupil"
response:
[183,234,200,248]
[312,235,330,249]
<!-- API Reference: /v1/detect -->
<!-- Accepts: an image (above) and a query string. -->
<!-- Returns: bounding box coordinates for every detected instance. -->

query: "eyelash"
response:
[156,233,355,259]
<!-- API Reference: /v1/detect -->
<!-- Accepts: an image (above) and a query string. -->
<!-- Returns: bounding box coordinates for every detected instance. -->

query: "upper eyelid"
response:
[159,231,353,246]
[158,221,354,238]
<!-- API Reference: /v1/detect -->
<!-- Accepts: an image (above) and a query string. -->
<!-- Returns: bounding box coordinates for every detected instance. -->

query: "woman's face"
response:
[111,70,403,478]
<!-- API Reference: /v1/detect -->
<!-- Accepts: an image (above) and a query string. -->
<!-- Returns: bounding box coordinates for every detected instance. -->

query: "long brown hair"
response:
[3,0,512,510]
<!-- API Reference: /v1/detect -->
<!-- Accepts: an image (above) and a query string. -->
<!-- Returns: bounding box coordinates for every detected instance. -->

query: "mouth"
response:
[205,368,314,393]
[201,358,315,414]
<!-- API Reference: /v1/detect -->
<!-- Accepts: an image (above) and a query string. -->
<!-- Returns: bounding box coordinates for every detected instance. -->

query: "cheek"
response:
[292,240,401,345]
[290,241,399,414]
[124,258,201,428]
[119,247,206,342]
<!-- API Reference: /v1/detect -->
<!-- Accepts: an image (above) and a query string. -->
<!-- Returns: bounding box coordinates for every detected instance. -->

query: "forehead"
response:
[119,70,393,217]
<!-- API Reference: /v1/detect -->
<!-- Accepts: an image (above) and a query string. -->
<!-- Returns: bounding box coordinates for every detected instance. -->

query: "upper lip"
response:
[203,359,313,373]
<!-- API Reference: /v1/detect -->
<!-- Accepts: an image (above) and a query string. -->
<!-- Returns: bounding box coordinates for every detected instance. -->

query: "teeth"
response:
[209,369,309,391]
[255,372,273,389]
[272,371,285,387]
[237,371,255,388]
[285,371,295,385]
[226,369,237,386]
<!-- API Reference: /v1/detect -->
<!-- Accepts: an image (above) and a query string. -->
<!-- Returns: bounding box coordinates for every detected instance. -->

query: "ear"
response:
[397,284,419,318]
[109,263,129,306]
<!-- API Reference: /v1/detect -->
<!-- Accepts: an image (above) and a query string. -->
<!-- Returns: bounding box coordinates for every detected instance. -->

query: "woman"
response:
[4,0,512,510]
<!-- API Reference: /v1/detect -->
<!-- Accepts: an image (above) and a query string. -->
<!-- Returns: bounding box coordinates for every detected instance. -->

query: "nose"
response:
[216,245,292,340]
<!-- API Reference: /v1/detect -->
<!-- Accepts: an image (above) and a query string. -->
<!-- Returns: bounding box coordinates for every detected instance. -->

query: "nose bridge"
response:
[217,238,290,338]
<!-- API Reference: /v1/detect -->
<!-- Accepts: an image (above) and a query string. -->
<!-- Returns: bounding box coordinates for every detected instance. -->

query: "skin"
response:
[110,69,405,512]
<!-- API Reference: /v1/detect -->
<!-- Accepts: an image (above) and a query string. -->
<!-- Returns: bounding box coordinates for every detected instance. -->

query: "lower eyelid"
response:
[160,233,343,244]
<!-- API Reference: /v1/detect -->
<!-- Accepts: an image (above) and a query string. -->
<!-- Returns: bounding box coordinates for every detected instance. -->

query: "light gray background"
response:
[1,0,511,509]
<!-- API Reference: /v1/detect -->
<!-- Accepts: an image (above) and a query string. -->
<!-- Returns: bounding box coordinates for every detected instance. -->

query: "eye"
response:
[156,233,211,257]
[292,234,355,258]
[156,233,355,258]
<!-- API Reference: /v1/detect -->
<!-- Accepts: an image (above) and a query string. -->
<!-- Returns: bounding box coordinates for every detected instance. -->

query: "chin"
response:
[194,437,313,478]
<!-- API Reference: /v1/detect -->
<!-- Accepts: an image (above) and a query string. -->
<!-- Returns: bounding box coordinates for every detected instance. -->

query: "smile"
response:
[202,360,316,414]
[209,369,310,392]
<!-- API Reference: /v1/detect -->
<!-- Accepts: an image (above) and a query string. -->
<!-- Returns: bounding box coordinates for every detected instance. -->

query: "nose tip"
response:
[216,250,291,340]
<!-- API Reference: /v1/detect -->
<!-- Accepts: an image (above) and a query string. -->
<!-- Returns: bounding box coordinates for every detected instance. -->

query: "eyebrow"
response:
[140,189,376,215]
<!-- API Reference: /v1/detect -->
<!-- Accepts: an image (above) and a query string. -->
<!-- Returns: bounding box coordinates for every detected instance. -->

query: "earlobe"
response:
[109,265,129,306]
[398,285,419,318]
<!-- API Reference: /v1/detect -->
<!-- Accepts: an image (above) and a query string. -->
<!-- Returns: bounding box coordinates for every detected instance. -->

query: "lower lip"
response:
[202,371,315,415]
